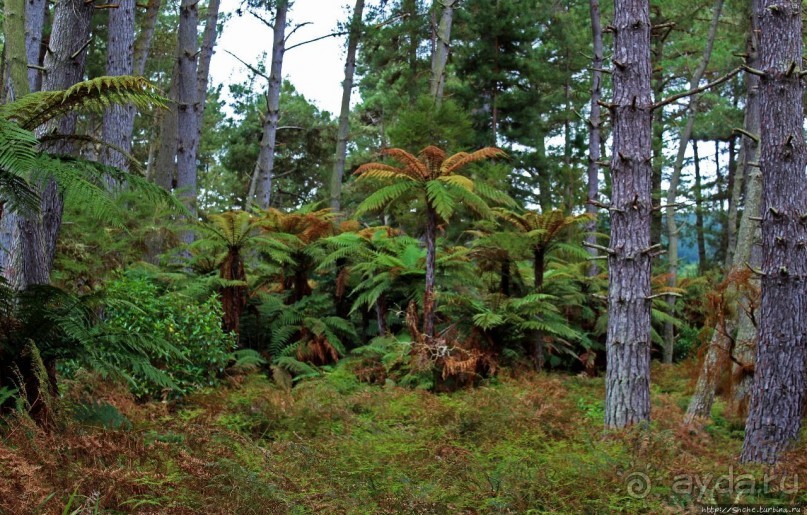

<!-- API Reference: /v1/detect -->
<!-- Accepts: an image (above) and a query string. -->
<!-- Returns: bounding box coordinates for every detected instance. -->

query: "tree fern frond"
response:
[355,181,417,217]
[1,76,166,131]
[380,147,429,178]
[425,180,456,221]
[441,147,506,175]
[437,174,474,191]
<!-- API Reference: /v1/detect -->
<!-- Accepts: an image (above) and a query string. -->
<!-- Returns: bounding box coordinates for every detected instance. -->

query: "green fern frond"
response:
[355,181,417,216]
[1,76,166,131]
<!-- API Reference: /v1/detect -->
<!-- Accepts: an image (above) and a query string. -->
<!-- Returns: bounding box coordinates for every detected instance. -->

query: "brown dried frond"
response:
[419,145,447,177]
[441,147,506,175]
[381,147,429,179]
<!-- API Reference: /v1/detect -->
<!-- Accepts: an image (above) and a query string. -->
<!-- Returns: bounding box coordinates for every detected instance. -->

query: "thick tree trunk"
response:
[423,204,438,338]
[662,0,724,364]
[0,0,30,281]
[684,10,762,423]
[252,0,288,210]
[740,0,807,464]
[585,0,603,276]
[101,0,137,173]
[604,0,653,428]
[175,0,200,231]
[12,0,93,290]
[429,0,455,103]
[330,0,365,214]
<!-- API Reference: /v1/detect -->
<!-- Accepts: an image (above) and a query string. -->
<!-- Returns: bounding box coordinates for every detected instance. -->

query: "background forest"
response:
[0,0,805,512]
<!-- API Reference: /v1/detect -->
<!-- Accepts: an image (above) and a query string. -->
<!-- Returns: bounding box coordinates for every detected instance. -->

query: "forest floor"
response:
[1,361,805,514]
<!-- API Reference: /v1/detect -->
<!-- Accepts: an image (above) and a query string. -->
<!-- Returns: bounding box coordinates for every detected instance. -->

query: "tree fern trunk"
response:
[423,204,438,338]
[532,246,546,369]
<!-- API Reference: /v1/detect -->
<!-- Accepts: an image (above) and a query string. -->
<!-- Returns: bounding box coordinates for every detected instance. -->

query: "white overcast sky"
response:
[211,0,355,116]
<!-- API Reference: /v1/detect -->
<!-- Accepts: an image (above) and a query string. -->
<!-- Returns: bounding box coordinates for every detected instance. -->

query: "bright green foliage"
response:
[100,272,237,396]
[0,278,179,399]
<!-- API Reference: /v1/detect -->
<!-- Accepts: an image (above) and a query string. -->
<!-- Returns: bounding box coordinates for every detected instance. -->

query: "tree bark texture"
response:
[101,0,137,172]
[585,0,603,276]
[330,0,365,215]
[662,0,724,364]
[3,0,28,102]
[8,0,93,289]
[252,0,288,210]
[175,0,201,227]
[741,0,807,464]
[25,0,47,92]
[604,0,653,429]
[429,0,455,103]
[154,64,179,190]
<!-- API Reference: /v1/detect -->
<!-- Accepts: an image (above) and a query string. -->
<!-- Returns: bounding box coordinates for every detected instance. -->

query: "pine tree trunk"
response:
[0,0,30,282]
[662,0,724,364]
[25,0,47,92]
[194,0,221,140]
[330,0,365,214]
[585,0,603,276]
[175,0,200,232]
[252,0,288,210]
[3,0,28,102]
[604,0,653,428]
[740,0,807,464]
[649,8,670,248]
[429,0,455,103]
[684,3,762,424]
[423,204,438,338]
[693,143,707,274]
[154,64,179,191]
[101,0,136,173]
[133,0,163,75]
[15,0,93,289]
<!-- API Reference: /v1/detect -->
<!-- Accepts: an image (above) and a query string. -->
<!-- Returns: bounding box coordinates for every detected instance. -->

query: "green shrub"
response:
[101,273,236,397]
